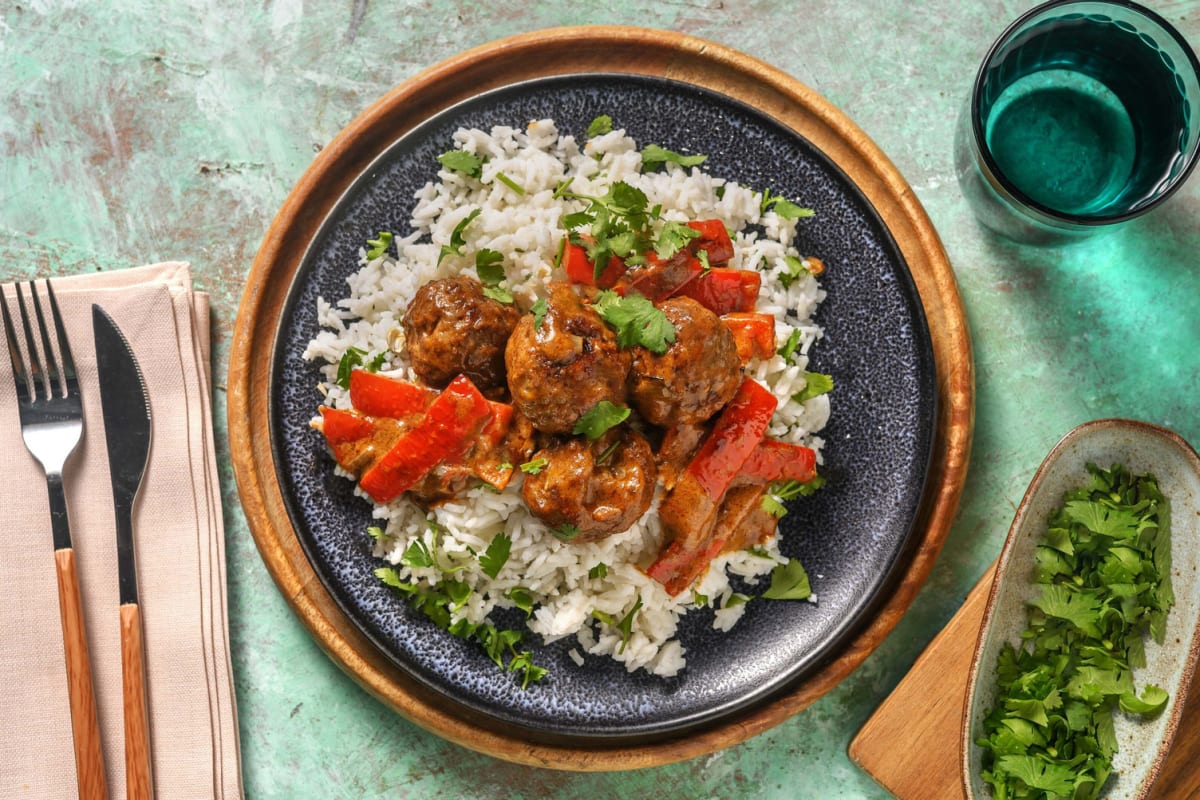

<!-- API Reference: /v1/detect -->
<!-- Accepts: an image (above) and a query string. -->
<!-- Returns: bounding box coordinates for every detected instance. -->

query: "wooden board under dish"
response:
[849,565,1200,799]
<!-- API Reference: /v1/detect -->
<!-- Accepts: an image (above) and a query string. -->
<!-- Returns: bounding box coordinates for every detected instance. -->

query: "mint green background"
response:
[2,2,1197,797]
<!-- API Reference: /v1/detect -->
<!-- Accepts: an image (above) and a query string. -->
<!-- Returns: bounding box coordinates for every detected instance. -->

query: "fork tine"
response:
[43,281,76,388]
[15,283,50,400]
[28,281,63,399]
[0,286,27,397]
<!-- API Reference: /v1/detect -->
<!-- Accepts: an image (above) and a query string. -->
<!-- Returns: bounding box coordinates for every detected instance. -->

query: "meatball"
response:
[522,429,657,543]
[505,282,630,434]
[401,275,520,394]
[628,296,741,426]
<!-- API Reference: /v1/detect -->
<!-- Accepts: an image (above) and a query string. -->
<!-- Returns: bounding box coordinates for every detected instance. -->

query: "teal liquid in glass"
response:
[975,12,1194,221]
[985,69,1136,216]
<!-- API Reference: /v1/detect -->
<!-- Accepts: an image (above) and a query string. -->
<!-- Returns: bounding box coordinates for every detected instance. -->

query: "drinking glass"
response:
[955,0,1200,244]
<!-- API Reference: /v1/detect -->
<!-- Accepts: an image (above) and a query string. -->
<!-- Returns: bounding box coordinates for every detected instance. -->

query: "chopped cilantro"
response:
[474,248,513,304]
[654,220,702,259]
[766,196,815,220]
[505,587,534,617]
[593,598,643,653]
[792,372,834,404]
[365,231,393,260]
[778,255,810,289]
[400,537,434,569]
[479,532,511,579]
[762,559,812,600]
[693,590,709,607]
[551,523,580,542]
[641,143,708,169]
[588,563,608,580]
[593,290,676,354]
[587,115,613,138]
[335,347,387,388]
[563,181,655,279]
[437,149,484,178]
[725,593,751,608]
[977,464,1173,799]
[493,171,525,195]
[778,328,803,362]
[367,526,388,541]
[438,208,480,265]
[519,457,548,475]
[530,297,548,329]
[572,400,631,440]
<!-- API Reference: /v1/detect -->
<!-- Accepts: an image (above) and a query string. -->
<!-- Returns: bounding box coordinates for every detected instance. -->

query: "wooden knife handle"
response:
[54,547,109,800]
[119,603,153,800]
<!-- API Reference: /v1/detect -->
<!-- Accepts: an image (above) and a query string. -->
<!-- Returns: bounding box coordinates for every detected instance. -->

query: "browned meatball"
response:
[401,275,520,394]
[628,296,741,426]
[522,429,657,543]
[505,282,630,434]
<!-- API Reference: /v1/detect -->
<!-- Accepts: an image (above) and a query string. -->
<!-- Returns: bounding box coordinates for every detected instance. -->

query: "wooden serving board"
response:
[849,566,1200,799]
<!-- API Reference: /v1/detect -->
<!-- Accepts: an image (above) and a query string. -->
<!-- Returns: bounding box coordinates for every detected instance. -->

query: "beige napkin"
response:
[0,263,242,798]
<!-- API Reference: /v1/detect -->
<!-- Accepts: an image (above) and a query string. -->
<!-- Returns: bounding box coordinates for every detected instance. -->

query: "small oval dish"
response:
[962,418,1200,800]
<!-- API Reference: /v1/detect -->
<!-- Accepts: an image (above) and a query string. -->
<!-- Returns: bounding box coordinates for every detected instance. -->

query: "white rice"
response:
[303,119,829,677]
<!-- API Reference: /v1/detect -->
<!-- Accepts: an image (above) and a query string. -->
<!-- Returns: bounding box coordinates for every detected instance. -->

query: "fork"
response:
[2,281,108,800]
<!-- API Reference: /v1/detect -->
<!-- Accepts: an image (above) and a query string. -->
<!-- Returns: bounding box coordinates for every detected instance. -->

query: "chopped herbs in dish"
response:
[977,463,1173,799]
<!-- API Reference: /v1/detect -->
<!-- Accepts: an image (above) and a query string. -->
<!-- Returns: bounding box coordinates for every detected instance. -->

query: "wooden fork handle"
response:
[54,547,109,800]
[119,603,153,800]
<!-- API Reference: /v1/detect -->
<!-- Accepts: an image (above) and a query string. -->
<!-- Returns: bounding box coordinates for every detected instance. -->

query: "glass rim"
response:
[970,0,1200,226]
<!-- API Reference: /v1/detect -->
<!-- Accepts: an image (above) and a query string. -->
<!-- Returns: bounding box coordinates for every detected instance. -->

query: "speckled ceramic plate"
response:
[230,26,974,768]
[963,419,1200,799]
[270,71,934,742]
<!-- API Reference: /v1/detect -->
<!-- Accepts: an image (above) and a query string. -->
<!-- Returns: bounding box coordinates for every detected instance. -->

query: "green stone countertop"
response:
[3,1,1197,797]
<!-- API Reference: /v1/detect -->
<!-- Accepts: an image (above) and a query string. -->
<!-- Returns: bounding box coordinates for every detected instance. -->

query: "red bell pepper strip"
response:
[652,377,777,584]
[673,268,760,315]
[562,238,626,288]
[348,370,436,418]
[317,406,375,445]
[359,374,494,503]
[614,250,703,302]
[646,534,728,597]
[737,439,817,484]
[720,312,776,363]
[686,219,734,264]
[684,377,778,499]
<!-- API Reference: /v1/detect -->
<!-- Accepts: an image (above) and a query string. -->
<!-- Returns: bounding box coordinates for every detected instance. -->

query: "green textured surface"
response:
[2,1,1198,797]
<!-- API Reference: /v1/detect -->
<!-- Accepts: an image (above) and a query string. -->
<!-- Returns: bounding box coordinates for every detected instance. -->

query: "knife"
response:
[92,305,154,800]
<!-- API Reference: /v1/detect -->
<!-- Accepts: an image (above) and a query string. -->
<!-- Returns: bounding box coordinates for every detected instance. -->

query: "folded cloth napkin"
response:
[0,263,242,798]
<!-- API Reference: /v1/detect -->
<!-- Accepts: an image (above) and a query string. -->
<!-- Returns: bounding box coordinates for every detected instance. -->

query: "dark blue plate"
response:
[270,73,936,743]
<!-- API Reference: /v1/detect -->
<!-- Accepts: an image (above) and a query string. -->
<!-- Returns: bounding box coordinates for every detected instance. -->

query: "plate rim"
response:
[228,25,975,770]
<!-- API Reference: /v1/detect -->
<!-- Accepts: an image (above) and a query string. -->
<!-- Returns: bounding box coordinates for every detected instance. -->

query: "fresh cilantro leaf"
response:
[994,756,1076,795]
[765,195,815,220]
[725,593,751,608]
[1119,684,1168,715]
[438,208,481,265]
[588,563,608,580]
[641,144,708,169]
[693,590,709,607]
[530,297,548,329]
[437,149,484,178]
[587,115,613,138]
[374,567,409,591]
[494,171,525,195]
[792,372,834,404]
[572,400,631,440]
[762,559,812,600]
[474,248,513,304]
[366,351,387,372]
[479,533,512,579]
[593,290,676,354]
[365,231,393,260]
[760,494,789,519]
[654,220,701,259]
[552,523,580,542]
[367,526,388,541]
[778,255,810,289]
[520,457,548,475]
[335,347,366,389]
[615,597,643,654]
[505,587,534,617]
[778,328,804,361]
[400,537,434,569]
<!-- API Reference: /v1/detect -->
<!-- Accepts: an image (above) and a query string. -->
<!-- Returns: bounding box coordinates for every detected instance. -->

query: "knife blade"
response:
[92,304,155,800]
